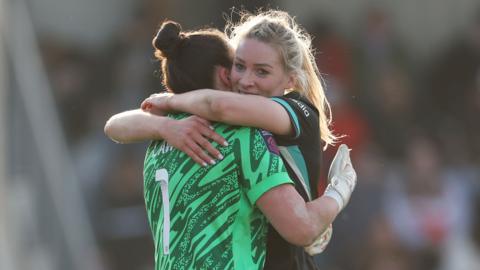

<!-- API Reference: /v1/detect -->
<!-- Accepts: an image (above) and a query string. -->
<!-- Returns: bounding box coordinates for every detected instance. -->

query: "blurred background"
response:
[1,0,480,269]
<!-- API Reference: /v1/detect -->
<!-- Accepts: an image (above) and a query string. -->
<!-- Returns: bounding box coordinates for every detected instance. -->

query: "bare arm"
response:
[104,109,227,165]
[257,144,356,247]
[142,89,294,136]
[104,109,169,143]
[257,185,339,246]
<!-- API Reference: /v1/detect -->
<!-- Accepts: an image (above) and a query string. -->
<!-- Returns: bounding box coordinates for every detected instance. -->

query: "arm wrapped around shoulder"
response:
[324,144,357,211]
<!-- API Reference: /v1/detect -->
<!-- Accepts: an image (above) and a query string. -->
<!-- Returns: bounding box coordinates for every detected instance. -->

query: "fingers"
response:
[339,144,352,166]
[193,133,223,161]
[167,116,229,167]
[304,224,333,255]
[340,146,355,182]
[328,144,354,184]
[198,125,228,148]
[182,148,208,167]
[337,144,351,169]
[191,116,228,148]
[192,116,213,129]
[141,94,161,110]
[184,139,217,166]
[141,92,172,111]
[141,99,152,111]
[328,145,345,182]
[324,144,357,211]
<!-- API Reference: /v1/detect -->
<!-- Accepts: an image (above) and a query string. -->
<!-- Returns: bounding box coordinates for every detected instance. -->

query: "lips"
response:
[237,89,260,95]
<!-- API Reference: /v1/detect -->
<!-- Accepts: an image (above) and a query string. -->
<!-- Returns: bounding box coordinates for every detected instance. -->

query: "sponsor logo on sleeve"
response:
[292,99,310,117]
[260,130,280,155]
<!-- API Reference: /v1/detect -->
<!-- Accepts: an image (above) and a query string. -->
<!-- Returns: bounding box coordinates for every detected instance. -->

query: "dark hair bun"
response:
[154,21,183,58]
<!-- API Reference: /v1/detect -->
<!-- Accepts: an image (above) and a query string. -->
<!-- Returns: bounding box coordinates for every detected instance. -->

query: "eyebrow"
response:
[235,57,274,69]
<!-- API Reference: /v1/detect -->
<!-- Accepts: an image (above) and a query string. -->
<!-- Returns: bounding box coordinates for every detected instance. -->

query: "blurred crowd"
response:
[36,2,480,270]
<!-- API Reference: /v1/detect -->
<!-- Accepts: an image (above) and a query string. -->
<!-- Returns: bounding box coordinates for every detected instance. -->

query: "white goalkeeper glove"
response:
[324,144,357,211]
[304,224,333,255]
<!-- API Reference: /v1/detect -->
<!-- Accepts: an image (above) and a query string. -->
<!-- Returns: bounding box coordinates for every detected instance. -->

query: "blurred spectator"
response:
[107,0,164,110]
[382,133,474,269]
[352,7,414,159]
[96,146,153,270]
[371,67,415,159]
[439,192,480,270]
[321,142,389,270]
[353,6,411,107]
[425,12,480,162]
[313,21,371,153]
[39,40,101,143]
[358,215,416,270]
[312,21,371,193]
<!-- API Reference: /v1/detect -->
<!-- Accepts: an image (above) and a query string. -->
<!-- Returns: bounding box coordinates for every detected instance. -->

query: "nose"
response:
[238,71,254,90]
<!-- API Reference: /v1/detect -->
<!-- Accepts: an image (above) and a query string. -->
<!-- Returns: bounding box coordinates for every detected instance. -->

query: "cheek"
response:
[230,70,241,87]
[259,78,287,96]
[255,80,276,96]
[258,78,277,91]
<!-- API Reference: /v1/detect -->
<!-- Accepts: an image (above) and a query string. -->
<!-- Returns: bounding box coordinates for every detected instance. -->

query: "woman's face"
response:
[231,38,294,97]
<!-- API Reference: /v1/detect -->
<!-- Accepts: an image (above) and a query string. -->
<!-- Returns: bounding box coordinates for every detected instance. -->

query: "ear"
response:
[218,66,232,89]
[285,72,296,90]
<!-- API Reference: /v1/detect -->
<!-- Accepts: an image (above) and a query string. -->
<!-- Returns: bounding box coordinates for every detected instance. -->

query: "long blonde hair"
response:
[226,10,337,148]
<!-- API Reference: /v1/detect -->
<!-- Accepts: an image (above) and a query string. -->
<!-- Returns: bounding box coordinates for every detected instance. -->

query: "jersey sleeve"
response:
[271,96,319,142]
[234,128,293,205]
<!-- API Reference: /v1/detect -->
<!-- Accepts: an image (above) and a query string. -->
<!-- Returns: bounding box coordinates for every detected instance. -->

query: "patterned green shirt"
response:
[143,114,293,270]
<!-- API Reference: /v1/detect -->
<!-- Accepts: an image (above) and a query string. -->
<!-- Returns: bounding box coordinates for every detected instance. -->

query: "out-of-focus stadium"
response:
[1,0,480,269]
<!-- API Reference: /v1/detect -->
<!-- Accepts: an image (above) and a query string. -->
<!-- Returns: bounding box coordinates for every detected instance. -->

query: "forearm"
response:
[169,89,292,135]
[104,109,170,143]
[303,196,339,242]
[167,89,225,121]
[257,185,339,246]
[285,196,338,246]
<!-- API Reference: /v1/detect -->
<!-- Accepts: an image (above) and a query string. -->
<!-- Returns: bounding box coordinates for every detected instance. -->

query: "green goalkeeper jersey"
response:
[143,114,293,270]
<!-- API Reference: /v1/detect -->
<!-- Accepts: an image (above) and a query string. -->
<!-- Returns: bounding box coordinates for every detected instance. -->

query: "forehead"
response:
[235,38,283,67]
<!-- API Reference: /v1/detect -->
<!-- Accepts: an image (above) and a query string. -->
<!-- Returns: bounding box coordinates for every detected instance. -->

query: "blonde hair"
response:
[226,10,337,148]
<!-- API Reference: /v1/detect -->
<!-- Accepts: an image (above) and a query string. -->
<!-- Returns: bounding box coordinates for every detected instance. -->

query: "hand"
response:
[141,92,173,115]
[304,224,332,255]
[164,116,228,166]
[324,144,357,211]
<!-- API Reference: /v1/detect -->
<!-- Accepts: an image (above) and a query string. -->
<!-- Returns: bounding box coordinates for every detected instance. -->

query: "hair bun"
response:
[154,21,183,58]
